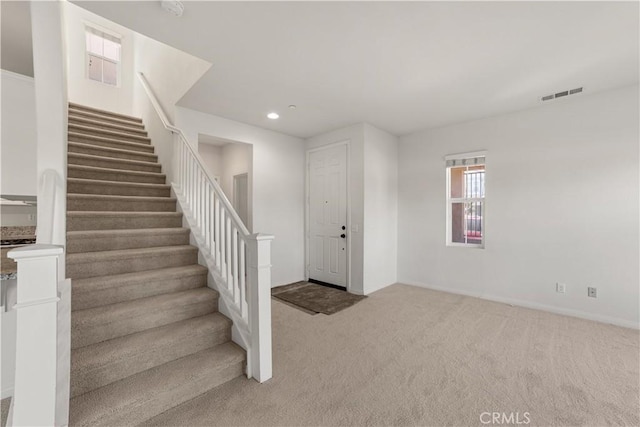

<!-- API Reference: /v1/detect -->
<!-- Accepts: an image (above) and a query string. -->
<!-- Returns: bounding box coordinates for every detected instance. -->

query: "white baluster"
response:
[181,144,185,190]
[190,156,194,207]
[214,197,221,270]
[232,226,239,304]
[220,209,227,280]
[226,216,232,289]
[239,238,247,319]
[205,183,210,252]
[209,188,214,254]
[186,155,191,205]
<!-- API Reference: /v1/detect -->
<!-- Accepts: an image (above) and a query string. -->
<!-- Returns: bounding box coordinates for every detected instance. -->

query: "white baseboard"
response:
[400,280,639,330]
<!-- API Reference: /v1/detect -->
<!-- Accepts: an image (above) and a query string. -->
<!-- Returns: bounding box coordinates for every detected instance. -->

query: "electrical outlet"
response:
[556,282,566,293]
[588,287,597,298]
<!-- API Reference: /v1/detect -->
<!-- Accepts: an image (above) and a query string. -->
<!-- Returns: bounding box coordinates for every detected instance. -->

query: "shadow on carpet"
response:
[272,281,366,315]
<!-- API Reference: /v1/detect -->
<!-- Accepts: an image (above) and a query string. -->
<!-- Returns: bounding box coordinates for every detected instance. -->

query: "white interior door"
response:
[308,144,348,287]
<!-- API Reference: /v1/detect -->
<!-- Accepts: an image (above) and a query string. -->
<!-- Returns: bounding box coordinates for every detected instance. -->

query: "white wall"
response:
[64,2,134,115]
[133,33,210,122]
[305,123,399,295]
[363,124,398,294]
[177,106,305,287]
[198,143,223,180]
[306,124,365,294]
[1,71,37,197]
[398,85,639,329]
[198,141,253,231]
[221,143,253,231]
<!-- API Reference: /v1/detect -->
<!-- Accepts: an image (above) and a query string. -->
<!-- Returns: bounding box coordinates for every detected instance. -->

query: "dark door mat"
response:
[271,281,366,315]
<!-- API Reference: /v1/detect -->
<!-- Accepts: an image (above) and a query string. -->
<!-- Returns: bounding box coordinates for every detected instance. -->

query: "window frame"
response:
[84,24,122,87]
[445,151,486,249]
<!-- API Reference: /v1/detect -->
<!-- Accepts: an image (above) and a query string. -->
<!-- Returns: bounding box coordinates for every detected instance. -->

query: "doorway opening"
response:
[197,134,252,231]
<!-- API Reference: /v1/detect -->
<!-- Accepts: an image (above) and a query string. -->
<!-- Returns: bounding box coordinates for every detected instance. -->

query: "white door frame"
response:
[305,140,351,292]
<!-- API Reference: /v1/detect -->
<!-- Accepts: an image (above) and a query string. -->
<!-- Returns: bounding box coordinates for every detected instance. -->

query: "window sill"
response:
[446,243,485,249]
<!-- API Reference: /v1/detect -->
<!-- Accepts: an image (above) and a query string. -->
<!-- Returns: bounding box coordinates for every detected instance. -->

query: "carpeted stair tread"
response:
[67,227,190,253]
[66,245,198,279]
[68,153,161,173]
[68,178,171,197]
[69,342,245,427]
[68,164,166,184]
[67,194,176,212]
[69,102,143,123]
[69,115,147,136]
[65,104,245,425]
[68,110,145,129]
[69,141,158,162]
[67,211,183,231]
[69,124,150,143]
[71,288,219,349]
[71,313,232,398]
[71,264,208,311]
[69,132,154,153]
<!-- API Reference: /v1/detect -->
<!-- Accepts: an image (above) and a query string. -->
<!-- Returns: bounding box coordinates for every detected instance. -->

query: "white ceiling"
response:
[73,2,638,138]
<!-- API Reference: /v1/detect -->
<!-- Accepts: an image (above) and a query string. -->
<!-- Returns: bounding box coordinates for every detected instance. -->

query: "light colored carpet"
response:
[144,284,639,426]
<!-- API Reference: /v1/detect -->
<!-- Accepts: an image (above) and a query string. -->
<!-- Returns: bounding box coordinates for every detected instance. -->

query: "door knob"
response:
[340,233,346,239]
[342,225,346,230]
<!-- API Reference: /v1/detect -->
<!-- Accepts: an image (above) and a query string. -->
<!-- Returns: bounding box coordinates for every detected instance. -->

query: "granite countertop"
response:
[1,226,36,239]
[1,226,37,277]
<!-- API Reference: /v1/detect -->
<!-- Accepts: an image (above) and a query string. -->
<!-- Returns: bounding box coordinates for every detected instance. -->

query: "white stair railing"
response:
[136,72,273,382]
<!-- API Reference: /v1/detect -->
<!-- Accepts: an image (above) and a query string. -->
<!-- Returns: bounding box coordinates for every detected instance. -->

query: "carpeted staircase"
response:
[65,103,246,426]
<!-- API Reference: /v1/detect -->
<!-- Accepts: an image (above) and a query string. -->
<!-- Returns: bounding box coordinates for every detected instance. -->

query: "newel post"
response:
[246,233,274,383]
[7,245,63,427]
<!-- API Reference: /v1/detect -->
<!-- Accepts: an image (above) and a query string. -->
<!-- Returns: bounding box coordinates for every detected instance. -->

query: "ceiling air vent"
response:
[540,87,584,102]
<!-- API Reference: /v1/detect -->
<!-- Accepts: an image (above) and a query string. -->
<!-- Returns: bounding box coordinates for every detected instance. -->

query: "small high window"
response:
[85,26,121,86]
[446,152,486,247]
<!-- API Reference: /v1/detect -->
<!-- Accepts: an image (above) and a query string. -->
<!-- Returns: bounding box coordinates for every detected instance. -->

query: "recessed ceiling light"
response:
[267,112,279,120]
[288,105,297,109]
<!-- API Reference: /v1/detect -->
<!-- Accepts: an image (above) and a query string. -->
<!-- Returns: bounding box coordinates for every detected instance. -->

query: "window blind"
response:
[445,156,485,168]
[86,26,121,45]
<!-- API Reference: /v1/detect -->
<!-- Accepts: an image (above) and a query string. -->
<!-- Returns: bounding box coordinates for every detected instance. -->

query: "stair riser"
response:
[67,182,170,197]
[69,117,147,136]
[69,113,145,130]
[69,126,150,143]
[67,214,182,231]
[68,155,161,173]
[69,105,143,124]
[70,358,243,427]
[67,249,198,279]
[68,167,166,184]
[70,320,231,398]
[67,231,189,253]
[72,272,207,311]
[69,143,158,163]
[67,197,176,212]
[71,296,219,349]
[69,134,154,153]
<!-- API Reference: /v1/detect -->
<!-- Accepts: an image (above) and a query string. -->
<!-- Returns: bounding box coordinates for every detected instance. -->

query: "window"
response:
[85,26,121,86]
[446,152,485,247]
